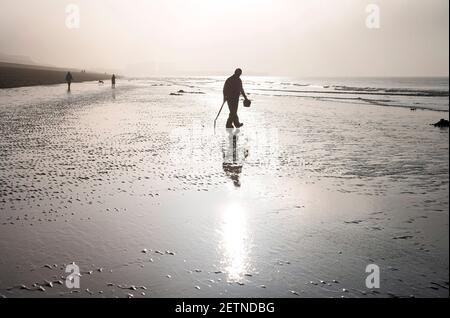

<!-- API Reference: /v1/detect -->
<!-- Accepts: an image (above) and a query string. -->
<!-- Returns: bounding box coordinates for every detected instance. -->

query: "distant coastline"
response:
[0,62,112,89]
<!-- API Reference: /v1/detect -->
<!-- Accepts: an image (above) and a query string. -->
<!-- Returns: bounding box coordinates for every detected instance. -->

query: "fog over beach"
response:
[0,0,448,300]
[1,0,448,77]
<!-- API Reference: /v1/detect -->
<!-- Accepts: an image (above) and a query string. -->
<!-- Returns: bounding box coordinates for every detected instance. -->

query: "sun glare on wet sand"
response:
[219,201,252,282]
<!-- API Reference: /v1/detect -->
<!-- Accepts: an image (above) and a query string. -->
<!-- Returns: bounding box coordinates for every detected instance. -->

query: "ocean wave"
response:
[253,87,449,97]
[332,85,449,97]
[251,91,448,112]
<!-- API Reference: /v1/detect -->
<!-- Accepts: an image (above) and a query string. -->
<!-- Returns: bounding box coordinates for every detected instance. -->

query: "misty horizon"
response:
[0,0,449,77]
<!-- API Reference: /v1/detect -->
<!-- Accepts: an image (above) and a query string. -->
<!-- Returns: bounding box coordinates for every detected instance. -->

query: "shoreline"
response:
[251,92,450,113]
[0,62,112,89]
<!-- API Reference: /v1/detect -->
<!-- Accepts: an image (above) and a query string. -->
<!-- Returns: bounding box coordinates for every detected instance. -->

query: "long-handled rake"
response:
[213,100,226,132]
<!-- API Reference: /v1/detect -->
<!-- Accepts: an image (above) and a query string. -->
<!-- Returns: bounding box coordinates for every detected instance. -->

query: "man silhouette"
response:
[223,68,249,129]
[65,71,73,91]
[111,74,116,88]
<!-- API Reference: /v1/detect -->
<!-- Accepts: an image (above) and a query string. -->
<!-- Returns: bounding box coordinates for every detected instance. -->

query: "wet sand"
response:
[0,62,111,88]
[0,79,448,298]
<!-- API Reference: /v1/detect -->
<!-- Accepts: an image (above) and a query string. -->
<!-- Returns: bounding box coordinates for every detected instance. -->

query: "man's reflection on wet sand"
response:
[222,128,248,187]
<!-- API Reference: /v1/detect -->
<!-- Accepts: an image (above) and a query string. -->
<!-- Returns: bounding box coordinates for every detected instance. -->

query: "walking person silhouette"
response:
[223,69,249,129]
[65,71,73,91]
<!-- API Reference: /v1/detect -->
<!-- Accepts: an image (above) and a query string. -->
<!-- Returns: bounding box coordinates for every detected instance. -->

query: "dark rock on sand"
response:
[432,119,449,128]
[171,89,205,95]
[393,235,414,240]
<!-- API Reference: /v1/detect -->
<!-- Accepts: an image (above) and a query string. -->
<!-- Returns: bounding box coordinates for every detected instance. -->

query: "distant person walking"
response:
[111,74,116,88]
[223,68,249,129]
[65,71,73,91]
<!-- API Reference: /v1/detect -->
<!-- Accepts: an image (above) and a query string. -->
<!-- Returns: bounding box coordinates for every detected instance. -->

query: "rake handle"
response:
[214,100,226,130]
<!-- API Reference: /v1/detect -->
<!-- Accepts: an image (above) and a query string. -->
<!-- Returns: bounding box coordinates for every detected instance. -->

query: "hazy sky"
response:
[0,0,448,77]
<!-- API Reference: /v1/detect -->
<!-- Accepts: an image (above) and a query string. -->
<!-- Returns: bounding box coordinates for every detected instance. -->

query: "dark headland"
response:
[0,62,112,89]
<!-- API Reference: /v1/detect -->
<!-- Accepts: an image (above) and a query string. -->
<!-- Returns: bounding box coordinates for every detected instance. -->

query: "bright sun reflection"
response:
[219,202,251,282]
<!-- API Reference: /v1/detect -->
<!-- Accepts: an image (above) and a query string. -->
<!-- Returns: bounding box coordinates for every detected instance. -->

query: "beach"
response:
[0,77,448,298]
[0,62,111,89]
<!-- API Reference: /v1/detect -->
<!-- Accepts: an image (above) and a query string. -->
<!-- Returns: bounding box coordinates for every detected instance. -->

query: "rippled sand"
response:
[0,79,448,298]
